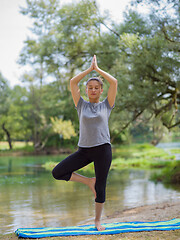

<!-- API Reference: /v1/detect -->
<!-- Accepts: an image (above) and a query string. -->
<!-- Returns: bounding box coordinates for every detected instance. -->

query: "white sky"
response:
[0,0,131,86]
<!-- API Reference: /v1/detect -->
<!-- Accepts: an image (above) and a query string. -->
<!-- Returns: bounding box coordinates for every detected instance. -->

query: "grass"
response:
[151,160,180,184]
[170,148,180,154]
[43,143,176,172]
[42,143,179,184]
[112,143,175,160]
[111,143,176,171]
[110,157,171,170]
[111,144,180,184]
[1,141,179,184]
[0,141,34,153]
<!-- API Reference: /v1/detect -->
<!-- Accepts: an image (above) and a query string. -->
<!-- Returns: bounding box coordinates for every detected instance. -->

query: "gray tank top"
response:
[76,96,114,148]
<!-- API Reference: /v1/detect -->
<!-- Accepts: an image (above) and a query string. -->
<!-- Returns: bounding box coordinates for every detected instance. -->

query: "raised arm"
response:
[93,55,117,108]
[70,58,94,107]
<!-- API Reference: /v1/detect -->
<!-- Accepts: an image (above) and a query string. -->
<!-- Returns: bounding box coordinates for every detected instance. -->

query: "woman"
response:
[52,55,117,231]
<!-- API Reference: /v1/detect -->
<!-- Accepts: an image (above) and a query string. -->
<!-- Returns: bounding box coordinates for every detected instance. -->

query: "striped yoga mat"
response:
[15,218,180,238]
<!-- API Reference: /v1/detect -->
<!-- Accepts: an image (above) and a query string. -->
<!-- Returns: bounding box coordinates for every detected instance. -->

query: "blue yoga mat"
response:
[15,218,180,238]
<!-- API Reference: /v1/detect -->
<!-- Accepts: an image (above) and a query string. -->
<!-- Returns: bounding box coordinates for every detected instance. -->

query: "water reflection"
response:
[0,156,180,235]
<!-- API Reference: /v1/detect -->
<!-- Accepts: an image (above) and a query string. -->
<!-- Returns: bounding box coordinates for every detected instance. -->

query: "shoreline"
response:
[1,200,180,240]
[85,199,180,225]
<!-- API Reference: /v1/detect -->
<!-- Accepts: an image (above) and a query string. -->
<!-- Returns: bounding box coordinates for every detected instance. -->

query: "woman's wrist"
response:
[95,66,101,74]
[88,67,93,72]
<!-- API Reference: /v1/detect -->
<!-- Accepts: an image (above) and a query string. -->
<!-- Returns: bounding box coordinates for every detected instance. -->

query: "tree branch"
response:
[100,21,121,39]
[161,25,177,43]
[154,100,172,117]
[2,122,12,150]
[120,110,144,132]
[163,120,180,129]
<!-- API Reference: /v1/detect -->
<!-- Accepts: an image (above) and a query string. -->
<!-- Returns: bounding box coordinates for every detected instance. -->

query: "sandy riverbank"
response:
[2,200,180,240]
[96,199,180,223]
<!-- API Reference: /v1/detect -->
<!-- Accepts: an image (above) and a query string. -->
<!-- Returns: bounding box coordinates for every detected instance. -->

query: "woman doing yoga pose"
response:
[52,55,117,231]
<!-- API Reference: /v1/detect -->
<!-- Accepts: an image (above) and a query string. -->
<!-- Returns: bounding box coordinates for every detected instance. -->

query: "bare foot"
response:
[88,177,96,199]
[95,220,105,231]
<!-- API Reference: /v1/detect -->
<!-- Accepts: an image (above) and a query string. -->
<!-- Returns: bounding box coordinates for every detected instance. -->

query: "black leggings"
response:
[52,143,112,203]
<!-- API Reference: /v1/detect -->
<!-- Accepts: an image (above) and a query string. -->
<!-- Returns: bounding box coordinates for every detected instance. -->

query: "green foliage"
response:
[120,10,152,35]
[112,143,175,161]
[111,158,171,170]
[151,161,180,184]
[0,141,33,153]
[0,0,179,148]
[43,143,176,175]
[0,73,11,115]
[0,74,31,148]
[170,149,180,154]
[42,161,57,170]
[110,1,180,142]
[50,117,76,139]
[112,143,180,184]
[17,0,107,149]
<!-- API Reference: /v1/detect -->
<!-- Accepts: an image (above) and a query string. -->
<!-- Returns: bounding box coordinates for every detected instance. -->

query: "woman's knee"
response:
[52,165,64,180]
[52,165,72,181]
[52,167,59,180]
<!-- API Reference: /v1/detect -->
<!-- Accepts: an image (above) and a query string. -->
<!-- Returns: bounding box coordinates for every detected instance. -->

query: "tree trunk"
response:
[2,122,12,149]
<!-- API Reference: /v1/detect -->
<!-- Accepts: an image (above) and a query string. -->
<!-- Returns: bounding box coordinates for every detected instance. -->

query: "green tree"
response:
[17,0,179,147]
[18,0,108,149]
[0,73,13,149]
[109,1,179,143]
[0,80,33,149]
[9,85,32,141]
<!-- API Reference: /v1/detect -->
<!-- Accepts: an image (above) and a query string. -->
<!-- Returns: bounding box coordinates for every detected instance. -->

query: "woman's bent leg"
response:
[52,148,96,197]
[52,148,90,181]
[70,173,96,198]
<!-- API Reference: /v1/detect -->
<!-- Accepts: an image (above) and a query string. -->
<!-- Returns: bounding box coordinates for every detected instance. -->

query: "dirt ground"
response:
[102,199,180,223]
[2,200,180,240]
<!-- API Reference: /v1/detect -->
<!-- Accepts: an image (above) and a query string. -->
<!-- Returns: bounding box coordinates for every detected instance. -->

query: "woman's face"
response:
[86,80,103,102]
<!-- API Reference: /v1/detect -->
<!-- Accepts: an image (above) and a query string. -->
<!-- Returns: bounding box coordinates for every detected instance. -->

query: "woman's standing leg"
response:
[92,144,112,231]
[95,202,105,230]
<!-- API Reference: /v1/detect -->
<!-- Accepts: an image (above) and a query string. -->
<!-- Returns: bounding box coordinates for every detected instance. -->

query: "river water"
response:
[157,142,180,160]
[0,150,180,235]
